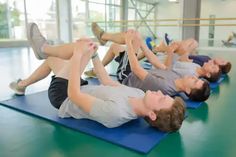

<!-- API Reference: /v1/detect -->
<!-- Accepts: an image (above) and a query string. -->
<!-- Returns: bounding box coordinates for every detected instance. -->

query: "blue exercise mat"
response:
[185,100,203,109]
[0,91,169,154]
[209,75,225,88]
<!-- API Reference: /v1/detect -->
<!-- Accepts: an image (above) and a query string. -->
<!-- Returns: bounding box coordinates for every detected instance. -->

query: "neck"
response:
[196,67,205,77]
[128,97,148,117]
[174,78,185,92]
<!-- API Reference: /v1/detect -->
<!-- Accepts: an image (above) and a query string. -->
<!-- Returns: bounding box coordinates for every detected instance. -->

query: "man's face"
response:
[213,58,227,66]
[144,90,174,112]
[184,76,204,90]
[203,60,219,74]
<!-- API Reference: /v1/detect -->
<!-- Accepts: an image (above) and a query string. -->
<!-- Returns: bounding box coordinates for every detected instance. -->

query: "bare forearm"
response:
[92,55,120,86]
[164,52,174,69]
[127,42,148,80]
[68,53,96,113]
[141,42,166,69]
[68,53,82,97]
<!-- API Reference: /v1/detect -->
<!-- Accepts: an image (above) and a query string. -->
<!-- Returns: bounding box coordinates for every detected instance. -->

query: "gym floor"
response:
[0,47,235,157]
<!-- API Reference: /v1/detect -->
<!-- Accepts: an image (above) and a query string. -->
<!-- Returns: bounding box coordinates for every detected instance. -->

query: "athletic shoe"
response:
[145,37,156,50]
[27,22,48,60]
[80,78,88,85]
[91,22,107,45]
[84,69,97,78]
[164,33,173,45]
[232,32,236,38]
[9,79,26,95]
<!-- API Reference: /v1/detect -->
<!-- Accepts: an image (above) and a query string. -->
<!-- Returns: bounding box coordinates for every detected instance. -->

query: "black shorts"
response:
[48,76,88,109]
[115,51,132,83]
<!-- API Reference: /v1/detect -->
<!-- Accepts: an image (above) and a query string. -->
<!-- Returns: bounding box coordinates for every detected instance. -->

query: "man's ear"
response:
[185,87,191,94]
[206,72,211,78]
[148,111,157,121]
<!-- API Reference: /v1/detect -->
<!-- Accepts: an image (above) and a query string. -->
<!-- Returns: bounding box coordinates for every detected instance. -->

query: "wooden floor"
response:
[0,47,236,157]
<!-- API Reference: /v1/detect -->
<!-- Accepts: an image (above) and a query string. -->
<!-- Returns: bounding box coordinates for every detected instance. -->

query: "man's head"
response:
[143,90,186,132]
[213,58,232,74]
[202,60,222,82]
[182,76,210,101]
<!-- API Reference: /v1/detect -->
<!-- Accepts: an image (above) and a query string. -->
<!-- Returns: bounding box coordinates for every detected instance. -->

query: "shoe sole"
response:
[92,23,106,46]
[84,71,97,78]
[27,23,43,60]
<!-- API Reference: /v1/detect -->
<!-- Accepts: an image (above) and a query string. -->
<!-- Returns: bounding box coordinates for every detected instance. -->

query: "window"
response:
[71,0,121,39]
[26,0,58,40]
[128,1,156,37]
[71,0,87,40]
[0,0,26,40]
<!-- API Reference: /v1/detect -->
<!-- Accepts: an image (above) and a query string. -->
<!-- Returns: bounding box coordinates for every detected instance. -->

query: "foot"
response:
[154,41,166,52]
[91,22,107,45]
[84,69,97,78]
[27,23,48,60]
[9,79,26,95]
[232,32,236,38]
[164,33,173,45]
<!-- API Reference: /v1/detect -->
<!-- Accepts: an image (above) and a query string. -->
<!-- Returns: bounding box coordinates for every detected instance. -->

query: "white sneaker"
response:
[27,23,48,60]
[9,79,26,95]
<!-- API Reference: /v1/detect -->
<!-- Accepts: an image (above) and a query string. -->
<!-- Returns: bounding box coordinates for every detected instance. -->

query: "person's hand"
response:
[125,29,136,44]
[125,30,141,51]
[167,42,179,54]
[75,38,97,55]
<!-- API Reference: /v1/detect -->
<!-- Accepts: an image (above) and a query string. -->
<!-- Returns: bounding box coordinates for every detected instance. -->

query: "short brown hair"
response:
[220,62,231,74]
[205,68,222,82]
[188,80,210,101]
[144,97,186,132]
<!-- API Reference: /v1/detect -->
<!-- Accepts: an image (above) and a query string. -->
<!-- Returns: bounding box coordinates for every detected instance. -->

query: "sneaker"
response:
[9,79,26,95]
[232,32,236,38]
[84,69,97,78]
[164,33,173,45]
[145,37,156,51]
[27,23,48,60]
[80,78,88,85]
[91,22,107,45]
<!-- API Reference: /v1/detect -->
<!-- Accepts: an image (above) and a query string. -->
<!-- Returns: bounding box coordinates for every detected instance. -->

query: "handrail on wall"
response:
[91,17,236,23]
[90,17,236,27]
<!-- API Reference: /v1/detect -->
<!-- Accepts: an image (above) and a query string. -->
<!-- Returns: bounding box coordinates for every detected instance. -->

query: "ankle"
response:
[41,43,48,53]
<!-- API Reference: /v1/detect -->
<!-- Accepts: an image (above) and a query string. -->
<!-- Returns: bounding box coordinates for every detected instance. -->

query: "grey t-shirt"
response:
[122,69,182,96]
[172,61,200,77]
[58,85,144,128]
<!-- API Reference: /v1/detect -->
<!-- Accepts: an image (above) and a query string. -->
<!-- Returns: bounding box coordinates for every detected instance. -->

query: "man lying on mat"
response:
[85,23,210,102]
[149,38,232,75]
[11,22,186,132]
[136,39,224,82]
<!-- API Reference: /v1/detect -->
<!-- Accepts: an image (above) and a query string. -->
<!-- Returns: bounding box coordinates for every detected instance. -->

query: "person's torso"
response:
[58,85,144,127]
[123,69,179,96]
[172,61,200,77]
